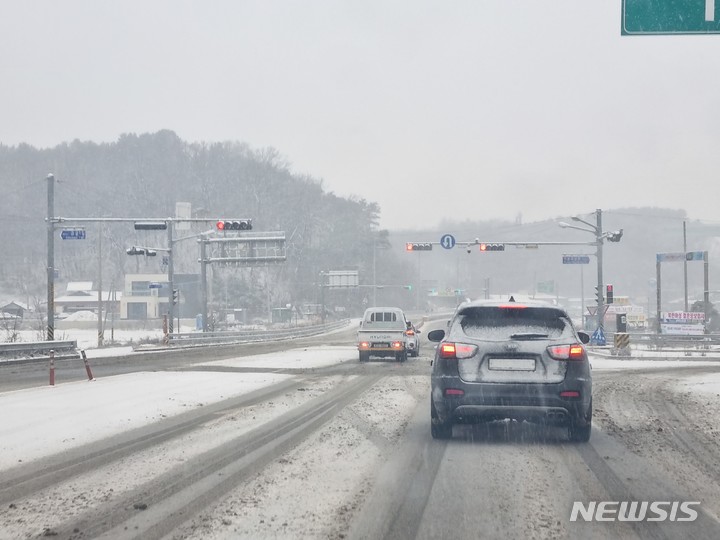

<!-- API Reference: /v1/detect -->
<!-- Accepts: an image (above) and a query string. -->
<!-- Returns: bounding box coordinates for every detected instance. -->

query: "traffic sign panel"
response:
[562,254,590,264]
[590,327,606,346]
[440,234,456,249]
[61,228,86,240]
[622,0,720,35]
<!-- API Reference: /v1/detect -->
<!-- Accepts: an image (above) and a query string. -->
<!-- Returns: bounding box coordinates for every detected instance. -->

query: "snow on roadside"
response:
[673,371,720,396]
[0,346,358,471]
[589,355,719,371]
[0,376,343,540]
[195,345,358,370]
[0,371,288,471]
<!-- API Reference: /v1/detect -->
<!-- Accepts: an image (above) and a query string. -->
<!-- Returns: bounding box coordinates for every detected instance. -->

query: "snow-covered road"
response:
[1,343,720,539]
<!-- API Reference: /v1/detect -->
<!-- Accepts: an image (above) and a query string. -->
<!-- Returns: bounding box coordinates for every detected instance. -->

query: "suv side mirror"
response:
[578,331,590,344]
[427,329,445,342]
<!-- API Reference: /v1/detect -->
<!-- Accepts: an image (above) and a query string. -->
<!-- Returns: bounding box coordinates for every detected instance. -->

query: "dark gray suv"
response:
[428,299,592,442]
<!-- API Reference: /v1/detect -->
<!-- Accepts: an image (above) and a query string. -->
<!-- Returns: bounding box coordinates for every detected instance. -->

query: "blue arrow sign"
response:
[440,234,456,250]
[60,229,86,240]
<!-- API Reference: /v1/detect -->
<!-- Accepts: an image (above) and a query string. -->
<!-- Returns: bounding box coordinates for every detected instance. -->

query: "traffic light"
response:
[595,286,603,305]
[217,219,252,231]
[607,229,623,243]
[134,222,167,230]
[606,284,614,304]
[478,243,505,252]
[172,289,179,305]
[406,242,432,251]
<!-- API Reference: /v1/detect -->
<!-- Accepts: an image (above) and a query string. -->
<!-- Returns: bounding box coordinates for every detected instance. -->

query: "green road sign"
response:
[622,0,720,35]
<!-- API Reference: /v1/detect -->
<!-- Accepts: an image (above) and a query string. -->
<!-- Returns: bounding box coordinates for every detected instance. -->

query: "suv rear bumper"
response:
[432,379,591,426]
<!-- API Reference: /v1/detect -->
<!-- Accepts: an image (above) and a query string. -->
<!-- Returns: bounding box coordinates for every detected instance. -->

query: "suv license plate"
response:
[488,358,536,371]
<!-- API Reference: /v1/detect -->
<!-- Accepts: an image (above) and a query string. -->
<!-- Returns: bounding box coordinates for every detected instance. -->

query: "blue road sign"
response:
[590,327,606,346]
[61,228,86,240]
[440,234,456,249]
[562,255,590,264]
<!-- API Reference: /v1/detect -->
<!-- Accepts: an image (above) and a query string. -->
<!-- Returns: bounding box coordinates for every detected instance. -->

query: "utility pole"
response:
[167,223,174,335]
[46,174,55,341]
[372,237,377,308]
[683,220,688,312]
[595,209,604,332]
[97,224,104,347]
[580,264,585,329]
[200,237,208,332]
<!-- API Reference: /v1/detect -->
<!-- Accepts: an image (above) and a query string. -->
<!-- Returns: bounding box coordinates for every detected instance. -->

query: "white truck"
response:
[357,307,409,362]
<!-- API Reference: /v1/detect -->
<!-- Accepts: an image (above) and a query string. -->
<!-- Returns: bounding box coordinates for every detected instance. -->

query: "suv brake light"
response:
[547,344,586,361]
[439,342,478,359]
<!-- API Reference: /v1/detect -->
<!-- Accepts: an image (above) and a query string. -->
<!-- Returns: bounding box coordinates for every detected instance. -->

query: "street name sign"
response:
[622,0,720,35]
[61,228,86,240]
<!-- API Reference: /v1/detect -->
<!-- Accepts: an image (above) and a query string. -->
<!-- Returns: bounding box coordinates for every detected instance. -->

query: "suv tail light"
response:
[439,342,478,359]
[547,344,586,361]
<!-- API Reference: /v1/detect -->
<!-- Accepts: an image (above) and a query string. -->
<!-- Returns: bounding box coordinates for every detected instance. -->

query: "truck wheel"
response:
[396,351,407,362]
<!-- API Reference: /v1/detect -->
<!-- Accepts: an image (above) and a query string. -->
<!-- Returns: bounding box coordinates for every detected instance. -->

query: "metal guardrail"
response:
[0,340,78,358]
[624,332,720,350]
[168,319,351,347]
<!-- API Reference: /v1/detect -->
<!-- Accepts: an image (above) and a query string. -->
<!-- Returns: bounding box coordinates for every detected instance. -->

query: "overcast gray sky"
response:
[1,1,719,229]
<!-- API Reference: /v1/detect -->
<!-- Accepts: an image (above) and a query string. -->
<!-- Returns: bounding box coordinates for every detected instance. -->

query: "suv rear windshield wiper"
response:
[509,333,550,340]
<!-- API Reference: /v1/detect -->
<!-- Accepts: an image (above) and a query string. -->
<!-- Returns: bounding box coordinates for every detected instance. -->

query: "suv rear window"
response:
[454,306,573,341]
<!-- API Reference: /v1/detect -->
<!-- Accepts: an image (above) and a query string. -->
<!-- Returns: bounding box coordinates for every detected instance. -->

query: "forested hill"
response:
[0,130,407,312]
[1,131,717,315]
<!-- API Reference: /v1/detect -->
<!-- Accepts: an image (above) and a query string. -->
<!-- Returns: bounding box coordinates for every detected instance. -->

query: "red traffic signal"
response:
[217,219,252,231]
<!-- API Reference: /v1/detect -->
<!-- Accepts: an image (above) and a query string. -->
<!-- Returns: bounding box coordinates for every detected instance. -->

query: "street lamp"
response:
[558,209,623,340]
